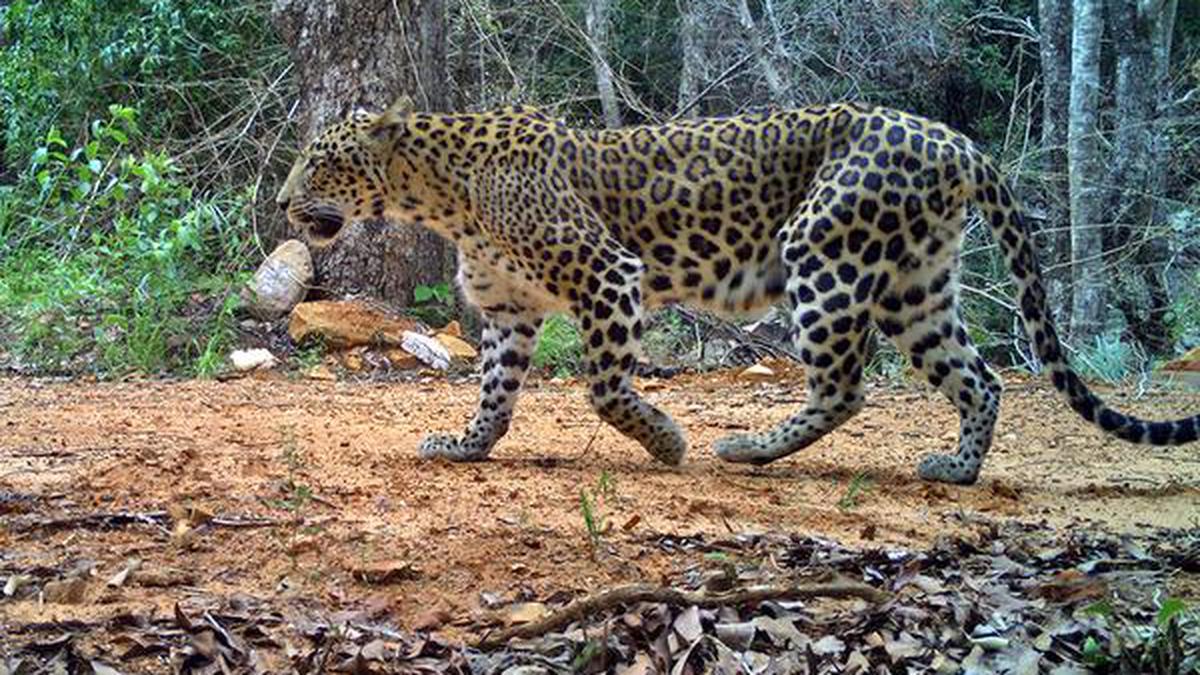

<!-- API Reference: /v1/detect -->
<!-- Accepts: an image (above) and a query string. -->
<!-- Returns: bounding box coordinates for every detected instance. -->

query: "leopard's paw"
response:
[646,424,687,466]
[419,433,465,460]
[916,452,980,485]
[713,433,774,466]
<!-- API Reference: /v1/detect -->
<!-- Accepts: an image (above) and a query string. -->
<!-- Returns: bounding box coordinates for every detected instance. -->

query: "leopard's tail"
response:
[971,154,1198,446]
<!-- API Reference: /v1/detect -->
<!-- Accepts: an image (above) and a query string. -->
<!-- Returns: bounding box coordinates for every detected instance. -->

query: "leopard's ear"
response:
[383,95,415,121]
[367,95,415,140]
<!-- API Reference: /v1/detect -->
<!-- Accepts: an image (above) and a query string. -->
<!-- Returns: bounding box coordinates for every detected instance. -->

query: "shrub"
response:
[0,106,255,375]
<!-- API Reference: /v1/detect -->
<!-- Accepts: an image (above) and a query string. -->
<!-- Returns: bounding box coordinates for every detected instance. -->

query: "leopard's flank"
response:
[277,98,1199,485]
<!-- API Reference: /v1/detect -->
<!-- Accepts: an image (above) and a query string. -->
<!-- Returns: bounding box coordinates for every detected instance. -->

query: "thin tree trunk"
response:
[1105,0,1175,354]
[585,0,622,128]
[734,0,792,107]
[1037,0,1073,323]
[675,0,704,116]
[1067,0,1106,344]
[271,0,449,309]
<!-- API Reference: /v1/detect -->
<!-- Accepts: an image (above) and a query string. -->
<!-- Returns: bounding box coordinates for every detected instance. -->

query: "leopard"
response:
[276,96,1199,485]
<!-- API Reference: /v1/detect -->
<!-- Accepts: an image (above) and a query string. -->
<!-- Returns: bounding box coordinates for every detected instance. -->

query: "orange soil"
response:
[2,370,1198,636]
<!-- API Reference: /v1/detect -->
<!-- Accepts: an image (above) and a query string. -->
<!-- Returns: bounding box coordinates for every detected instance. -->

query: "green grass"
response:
[1074,333,1137,385]
[837,471,874,511]
[578,471,619,555]
[534,313,584,376]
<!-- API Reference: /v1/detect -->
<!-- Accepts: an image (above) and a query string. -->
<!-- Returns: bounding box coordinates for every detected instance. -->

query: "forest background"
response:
[0,0,1197,381]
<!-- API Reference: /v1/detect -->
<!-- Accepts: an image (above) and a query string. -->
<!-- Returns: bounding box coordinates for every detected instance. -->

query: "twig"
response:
[476,572,888,648]
[209,517,284,528]
[14,511,283,532]
[15,511,170,532]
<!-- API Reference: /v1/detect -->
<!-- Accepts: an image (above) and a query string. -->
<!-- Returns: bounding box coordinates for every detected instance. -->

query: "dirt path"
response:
[2,370,1198,636]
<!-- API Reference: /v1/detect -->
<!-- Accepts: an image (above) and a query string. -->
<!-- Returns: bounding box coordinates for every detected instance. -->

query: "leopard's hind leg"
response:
[879,258,1003,484]
[715,198,871,465]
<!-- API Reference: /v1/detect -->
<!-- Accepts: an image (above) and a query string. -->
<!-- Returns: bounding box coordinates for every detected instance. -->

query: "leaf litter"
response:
[3,518,1197,674]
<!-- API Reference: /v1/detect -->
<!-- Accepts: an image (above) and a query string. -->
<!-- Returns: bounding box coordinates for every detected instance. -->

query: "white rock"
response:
[401,331,451,370]
[230,348,277,371]
[242,239,313,319]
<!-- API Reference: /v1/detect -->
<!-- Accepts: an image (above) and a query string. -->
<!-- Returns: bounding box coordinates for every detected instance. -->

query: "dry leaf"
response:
[672,605,703,643]
[1032,569,1107,604]
[43,578,88,604]
[715,621,756,651]
[350,560,421,585]
[504,602,551,626]
[106,558,142,588]
[615,653,655,675]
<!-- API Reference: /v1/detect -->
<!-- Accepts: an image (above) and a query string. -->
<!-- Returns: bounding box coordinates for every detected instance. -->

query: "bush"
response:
[1073,333,1138,385]
[0,106,255,375]
[1,0,283,169]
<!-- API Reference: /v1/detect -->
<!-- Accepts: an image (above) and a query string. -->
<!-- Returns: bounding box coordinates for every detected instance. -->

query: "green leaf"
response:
[1081,636,1107,666]
[46,127,67,148]
[1156,598,1187,628]
[413,286,434,303]
[1082,600,1114,618]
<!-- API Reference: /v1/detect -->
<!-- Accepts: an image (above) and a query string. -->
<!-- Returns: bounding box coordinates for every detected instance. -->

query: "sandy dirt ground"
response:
[2,368,1198,643]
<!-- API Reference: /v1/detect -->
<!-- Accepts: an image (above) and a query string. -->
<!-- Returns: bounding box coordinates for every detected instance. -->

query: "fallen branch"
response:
[476,573,888,649]
[14,511,170,532]
[13,511,283,533]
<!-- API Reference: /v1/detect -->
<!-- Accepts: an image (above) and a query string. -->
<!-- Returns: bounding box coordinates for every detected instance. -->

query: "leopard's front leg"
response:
[419,308,542,461]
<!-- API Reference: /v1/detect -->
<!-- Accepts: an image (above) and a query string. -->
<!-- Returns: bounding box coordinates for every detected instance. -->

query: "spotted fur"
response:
[276,98,1199,484]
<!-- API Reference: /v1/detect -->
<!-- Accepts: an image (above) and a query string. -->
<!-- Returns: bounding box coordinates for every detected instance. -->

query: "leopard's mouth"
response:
[291,203,345,246]
[309,211,344,240]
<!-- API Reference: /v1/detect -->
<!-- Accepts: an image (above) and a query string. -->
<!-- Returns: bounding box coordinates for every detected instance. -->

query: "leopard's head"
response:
[276,97,414,248]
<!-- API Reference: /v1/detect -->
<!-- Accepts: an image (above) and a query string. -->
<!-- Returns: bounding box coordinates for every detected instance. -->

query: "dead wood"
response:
[475,572,888,649]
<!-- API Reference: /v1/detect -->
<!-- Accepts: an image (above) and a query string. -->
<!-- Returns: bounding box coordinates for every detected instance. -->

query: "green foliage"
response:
[413,282,452,305]
[1073,333,1136,385]
[534,313,584,376]
[0,0,281,167]
[642,308,693,366]
[409,281,456,326]
[578,488,604,551]
[0,107,255,375]
[837,471,874,512]
[578,470,618,555]
[1077,596,1199,673]
[865,339,909,381]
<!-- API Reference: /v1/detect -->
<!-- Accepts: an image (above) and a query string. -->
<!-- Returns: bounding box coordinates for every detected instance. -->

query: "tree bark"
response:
[1067,0,1106,344]
[1105,0,1176,354]
[1037,0,1073,323]
[734,0,792,107]
[271,0,449,308]
[584,0,622,128]
[675,0,704,117]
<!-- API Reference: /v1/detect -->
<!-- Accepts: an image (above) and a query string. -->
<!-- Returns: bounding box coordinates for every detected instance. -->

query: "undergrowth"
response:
[534,313,584,376]
[0,106,256,376]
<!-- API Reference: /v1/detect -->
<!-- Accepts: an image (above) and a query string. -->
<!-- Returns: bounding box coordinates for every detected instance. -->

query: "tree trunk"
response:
[734,0,792,107]
[675,0,704,117]
[584,0,622,128]
[1067,0,1106,344]
[1105,0,1176,354]
[1037,0,1073,323]
[271,0,449,308]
